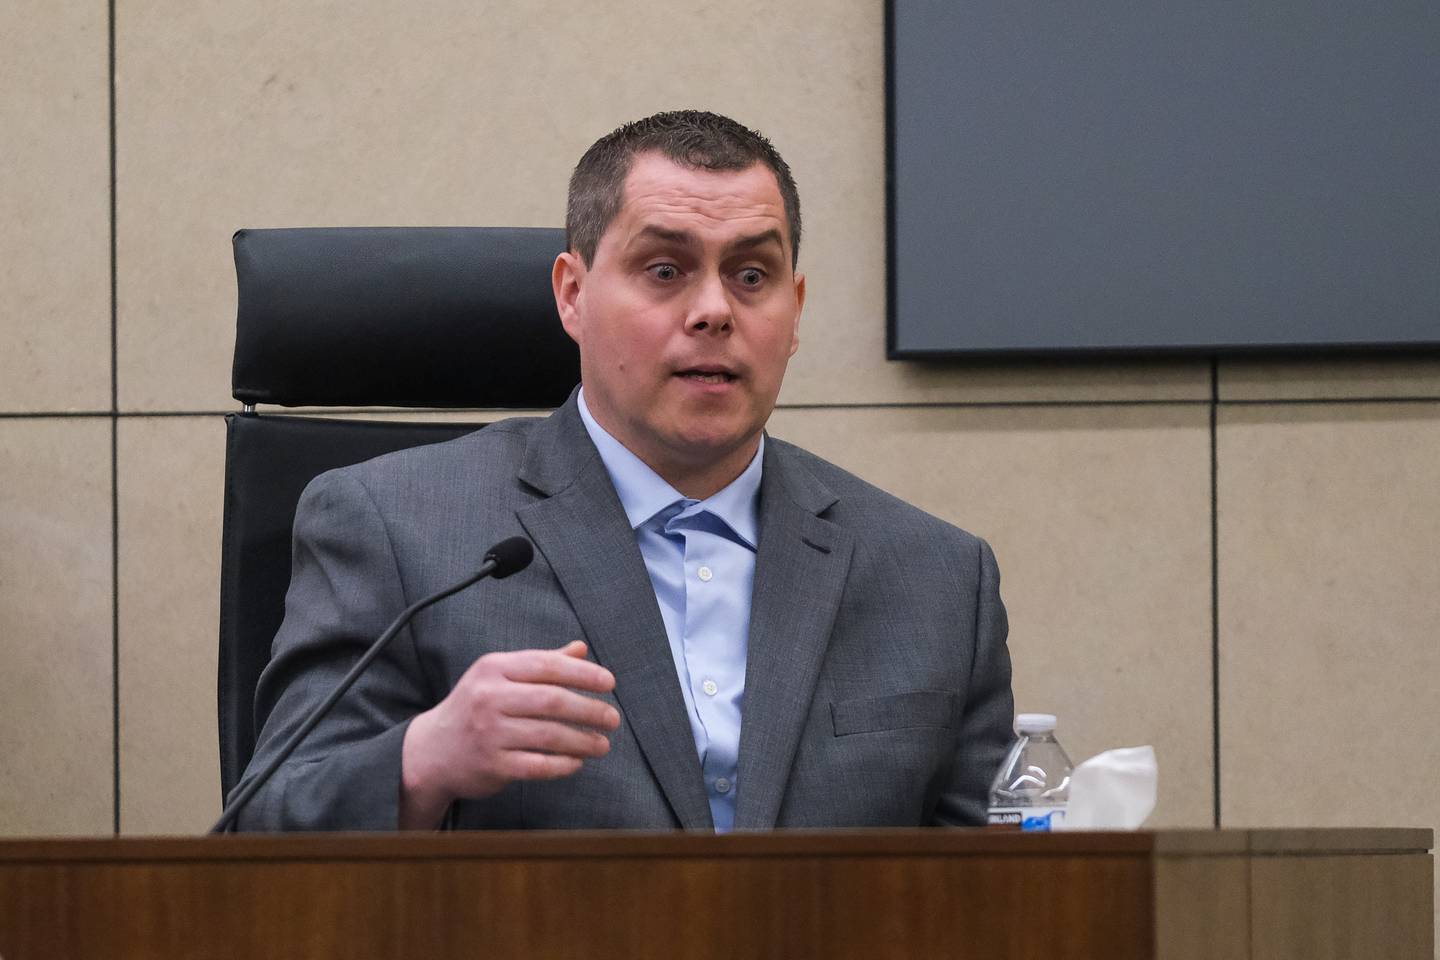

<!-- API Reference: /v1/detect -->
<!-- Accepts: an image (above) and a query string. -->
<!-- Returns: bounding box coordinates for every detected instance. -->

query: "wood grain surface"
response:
[0,829,1429,960]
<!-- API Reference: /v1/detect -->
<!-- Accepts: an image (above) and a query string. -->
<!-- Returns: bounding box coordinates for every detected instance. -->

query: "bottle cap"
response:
[1015,713,1057,733]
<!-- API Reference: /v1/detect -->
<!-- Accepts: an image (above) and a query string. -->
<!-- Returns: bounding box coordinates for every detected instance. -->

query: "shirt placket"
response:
[673,516,742,826]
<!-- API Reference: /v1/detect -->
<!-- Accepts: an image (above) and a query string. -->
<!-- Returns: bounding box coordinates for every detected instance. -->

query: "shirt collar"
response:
[577,387,762,548]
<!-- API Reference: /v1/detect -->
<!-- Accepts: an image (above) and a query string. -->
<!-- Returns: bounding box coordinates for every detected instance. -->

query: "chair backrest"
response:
[218,227,578,798]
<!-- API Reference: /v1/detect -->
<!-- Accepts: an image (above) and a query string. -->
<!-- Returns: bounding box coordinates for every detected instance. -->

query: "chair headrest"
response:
[232,227,580,408]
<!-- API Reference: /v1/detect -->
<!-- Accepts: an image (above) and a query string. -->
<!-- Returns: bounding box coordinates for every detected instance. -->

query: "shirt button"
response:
[702,679,718,697]
[714,778,731,794]
[697,565,713,582]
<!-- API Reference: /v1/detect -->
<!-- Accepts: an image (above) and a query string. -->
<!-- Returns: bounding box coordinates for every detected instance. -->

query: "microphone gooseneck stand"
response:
[211,536,534,833]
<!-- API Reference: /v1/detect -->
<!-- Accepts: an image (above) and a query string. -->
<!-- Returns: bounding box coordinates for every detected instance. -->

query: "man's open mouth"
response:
[676,369,738,384]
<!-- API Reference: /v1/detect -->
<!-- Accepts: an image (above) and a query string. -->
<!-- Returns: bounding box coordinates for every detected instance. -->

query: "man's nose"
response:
[685,272,733,334]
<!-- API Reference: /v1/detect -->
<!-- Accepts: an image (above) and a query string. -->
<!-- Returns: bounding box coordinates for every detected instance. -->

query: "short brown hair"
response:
[566,110,802,268]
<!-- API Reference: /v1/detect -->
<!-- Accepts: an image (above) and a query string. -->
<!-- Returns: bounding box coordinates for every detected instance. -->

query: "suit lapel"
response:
[734,440,854,829]
[515,396,713,829]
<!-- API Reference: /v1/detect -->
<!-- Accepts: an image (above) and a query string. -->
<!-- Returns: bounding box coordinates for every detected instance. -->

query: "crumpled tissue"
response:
[1057,745,1158,830]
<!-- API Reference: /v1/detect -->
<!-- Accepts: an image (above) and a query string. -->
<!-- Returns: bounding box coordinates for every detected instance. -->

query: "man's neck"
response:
[576,389,761,501]
[656,443,760,501]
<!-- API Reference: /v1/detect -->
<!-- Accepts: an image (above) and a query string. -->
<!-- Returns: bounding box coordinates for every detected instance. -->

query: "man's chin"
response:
[663,428,762,468]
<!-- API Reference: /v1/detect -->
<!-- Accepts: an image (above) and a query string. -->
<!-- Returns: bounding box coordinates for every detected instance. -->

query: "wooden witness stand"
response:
[0,828,1431,959]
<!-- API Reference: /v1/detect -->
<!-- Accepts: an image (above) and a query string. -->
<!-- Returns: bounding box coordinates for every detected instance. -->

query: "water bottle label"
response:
[986,805,1066,831]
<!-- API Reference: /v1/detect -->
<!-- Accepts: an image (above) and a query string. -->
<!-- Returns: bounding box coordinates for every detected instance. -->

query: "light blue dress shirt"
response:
[577,389,759,832]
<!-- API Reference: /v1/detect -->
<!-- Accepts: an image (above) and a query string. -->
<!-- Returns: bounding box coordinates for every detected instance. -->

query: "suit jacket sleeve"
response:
[932,536,1014,826]
[230,468,436,830]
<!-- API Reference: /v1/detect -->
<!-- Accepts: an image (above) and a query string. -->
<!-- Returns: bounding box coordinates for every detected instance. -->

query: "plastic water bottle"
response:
[987,713,1073,831]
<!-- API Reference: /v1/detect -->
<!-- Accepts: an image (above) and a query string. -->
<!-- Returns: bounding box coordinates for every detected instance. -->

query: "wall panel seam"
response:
[7,398,1437,420]
[1210,358,1221,829]
[108,0,120,836]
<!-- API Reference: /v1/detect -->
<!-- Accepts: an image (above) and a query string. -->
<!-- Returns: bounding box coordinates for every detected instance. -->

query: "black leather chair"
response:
[217,227,580,799]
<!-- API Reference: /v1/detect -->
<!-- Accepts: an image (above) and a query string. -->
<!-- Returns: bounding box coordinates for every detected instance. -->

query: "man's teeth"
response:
[683,371,732,383]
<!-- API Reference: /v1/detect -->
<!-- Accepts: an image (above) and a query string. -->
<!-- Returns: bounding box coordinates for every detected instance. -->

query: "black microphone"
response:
[211,535,535,833]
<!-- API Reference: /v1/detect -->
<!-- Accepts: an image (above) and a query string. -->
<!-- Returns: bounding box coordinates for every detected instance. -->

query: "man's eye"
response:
[649,264,679,281]
[738,268,765,287]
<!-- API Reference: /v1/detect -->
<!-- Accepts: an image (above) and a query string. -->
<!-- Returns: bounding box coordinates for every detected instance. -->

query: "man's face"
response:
[553,152,805,491]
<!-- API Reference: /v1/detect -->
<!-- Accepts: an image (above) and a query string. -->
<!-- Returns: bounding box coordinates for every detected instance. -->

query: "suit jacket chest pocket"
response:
[793,689,962,825]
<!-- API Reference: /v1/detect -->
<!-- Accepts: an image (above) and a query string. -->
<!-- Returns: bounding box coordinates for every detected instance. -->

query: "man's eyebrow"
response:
[728,229,785,254]
[629,225,785,256]
[633,225,698,248]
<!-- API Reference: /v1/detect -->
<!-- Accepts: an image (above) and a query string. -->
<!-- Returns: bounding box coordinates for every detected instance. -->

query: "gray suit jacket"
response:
[233,395,1013,831]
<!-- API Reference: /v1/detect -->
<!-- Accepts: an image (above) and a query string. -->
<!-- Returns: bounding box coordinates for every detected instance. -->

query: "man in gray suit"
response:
[234,110,1013,832]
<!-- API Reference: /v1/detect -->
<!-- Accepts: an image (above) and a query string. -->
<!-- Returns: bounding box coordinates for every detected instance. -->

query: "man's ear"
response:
[553,251,586,344]
[789,271,805,357]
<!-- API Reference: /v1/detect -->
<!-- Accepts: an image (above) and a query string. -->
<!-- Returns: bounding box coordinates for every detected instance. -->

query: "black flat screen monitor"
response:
[887,0,1440,357]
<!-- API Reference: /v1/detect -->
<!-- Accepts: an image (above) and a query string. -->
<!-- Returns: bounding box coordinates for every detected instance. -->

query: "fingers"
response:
[497,682,621,730]
[500,752,584,782]
[499,717,612,761]
[492,723,605,783]
[501,647,615,693]
[415,643,622,804]
[454,644,619,728]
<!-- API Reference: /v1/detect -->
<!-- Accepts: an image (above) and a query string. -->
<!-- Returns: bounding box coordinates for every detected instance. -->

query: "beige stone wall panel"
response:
[116,416,225,833]
[1216,402,1440,948]
[0,418,113,834]
[0,3,111,412]
[1219,356,1440,402]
